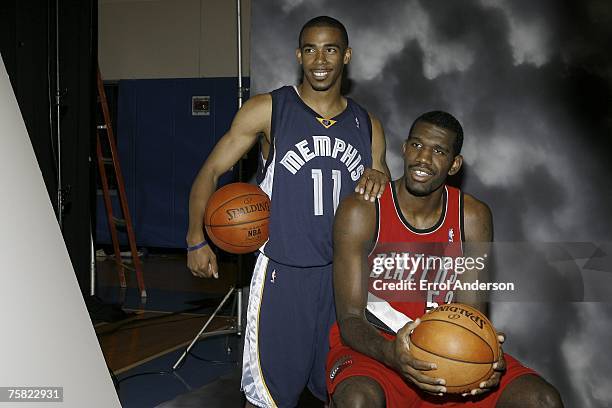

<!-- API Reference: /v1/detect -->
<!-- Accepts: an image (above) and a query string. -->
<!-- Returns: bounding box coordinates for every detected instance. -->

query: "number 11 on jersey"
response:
[311,169,342,216]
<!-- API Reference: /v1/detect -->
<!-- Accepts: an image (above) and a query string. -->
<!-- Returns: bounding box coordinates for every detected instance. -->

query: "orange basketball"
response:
[204,183,270,254]
[409,303,500,394]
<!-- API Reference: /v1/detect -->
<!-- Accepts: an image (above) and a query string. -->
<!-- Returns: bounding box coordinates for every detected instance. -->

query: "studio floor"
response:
[93,251,322,407]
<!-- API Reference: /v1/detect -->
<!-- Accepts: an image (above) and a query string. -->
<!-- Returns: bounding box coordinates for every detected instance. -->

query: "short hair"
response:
[408,111,464,155]
[298,16,349,49]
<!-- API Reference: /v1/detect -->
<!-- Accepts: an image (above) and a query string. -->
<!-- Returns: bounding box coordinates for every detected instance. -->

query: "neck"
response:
[297,80,345,118]
[396,177,446,229]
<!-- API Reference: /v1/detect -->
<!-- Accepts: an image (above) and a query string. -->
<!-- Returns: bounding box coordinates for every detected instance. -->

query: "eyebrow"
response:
[301,43,342,49]
[408,135,423,142]
[408,136,450,151]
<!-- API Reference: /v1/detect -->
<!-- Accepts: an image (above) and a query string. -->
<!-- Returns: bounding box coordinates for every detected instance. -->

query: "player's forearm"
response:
[371,161,390,178]
[338,315,395,367]
[186,166,220,244]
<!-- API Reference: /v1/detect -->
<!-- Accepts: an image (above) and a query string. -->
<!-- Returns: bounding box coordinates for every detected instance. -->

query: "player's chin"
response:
[310,82,333,92]
[307,77,336,91]
[406,183,432,197]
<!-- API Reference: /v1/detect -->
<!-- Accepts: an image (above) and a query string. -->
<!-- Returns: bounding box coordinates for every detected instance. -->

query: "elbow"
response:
[192,165,220,189]
[337,315,359,347]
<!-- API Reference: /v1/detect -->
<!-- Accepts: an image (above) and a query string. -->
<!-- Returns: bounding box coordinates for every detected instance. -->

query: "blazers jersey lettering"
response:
[366,181,464,334]
[258,86,372,267]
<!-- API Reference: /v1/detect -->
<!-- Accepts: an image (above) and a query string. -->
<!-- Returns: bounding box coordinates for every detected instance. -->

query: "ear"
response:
[296,48,303,65]
[343,47,352,64]
[448,154,463,176]
[402,141,407,154]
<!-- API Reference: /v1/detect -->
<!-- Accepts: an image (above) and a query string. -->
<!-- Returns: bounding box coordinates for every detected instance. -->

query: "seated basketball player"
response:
[327,111,563,407]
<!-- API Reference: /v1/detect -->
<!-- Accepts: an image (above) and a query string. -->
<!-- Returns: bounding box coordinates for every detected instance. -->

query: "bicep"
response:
[464,198,493,242]
[369,115,390,177]
[456,196,493,312]
[204,95,271,175]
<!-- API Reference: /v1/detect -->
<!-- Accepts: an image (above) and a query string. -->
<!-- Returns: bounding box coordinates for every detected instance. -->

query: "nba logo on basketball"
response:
[248,227,261,238]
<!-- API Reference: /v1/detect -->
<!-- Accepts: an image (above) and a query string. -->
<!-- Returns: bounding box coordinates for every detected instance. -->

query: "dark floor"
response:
[116,335,242,407]
[94,251,323,407]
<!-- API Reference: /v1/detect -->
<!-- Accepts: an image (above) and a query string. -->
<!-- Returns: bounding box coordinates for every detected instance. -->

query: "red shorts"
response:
[326,324,536,407]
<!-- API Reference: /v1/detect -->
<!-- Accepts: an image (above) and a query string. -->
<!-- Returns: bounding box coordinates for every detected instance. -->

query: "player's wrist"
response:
[186,230,205,245]
[187,240,208,252]
[382,339,397,368]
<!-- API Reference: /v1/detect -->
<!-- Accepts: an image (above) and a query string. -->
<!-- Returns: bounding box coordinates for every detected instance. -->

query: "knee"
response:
[331,376,385,408]
[498,375,564,408]
[531,382,563,408]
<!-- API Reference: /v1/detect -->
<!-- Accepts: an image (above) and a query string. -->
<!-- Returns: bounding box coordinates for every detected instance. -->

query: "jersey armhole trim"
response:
[261,92,277,177]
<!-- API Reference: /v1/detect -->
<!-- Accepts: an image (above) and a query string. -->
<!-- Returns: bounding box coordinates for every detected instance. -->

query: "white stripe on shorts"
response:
[366,292,413,334]
[241,252,276,407]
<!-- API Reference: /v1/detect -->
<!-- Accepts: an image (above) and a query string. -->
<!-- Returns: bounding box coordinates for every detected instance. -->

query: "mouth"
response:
[311,69,331,80]
[409,166,435,182]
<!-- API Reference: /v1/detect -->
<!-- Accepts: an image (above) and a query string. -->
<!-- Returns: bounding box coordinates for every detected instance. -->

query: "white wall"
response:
[0,56,120,407]
[99,0,251,80]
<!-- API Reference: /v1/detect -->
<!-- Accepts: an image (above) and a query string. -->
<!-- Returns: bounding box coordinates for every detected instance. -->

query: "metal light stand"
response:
[55,0,97,295]
[173,0,247,370]
[53,0,64,230]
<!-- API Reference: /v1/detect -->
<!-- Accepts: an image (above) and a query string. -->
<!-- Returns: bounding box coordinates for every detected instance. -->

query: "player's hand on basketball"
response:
[463,332,507,397]
[187,243,218,279]
[354,168,388,202]
[392,319,447,395]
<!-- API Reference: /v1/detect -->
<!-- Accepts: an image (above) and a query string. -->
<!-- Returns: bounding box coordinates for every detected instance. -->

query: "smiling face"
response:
[296,26,351,92]
[402,120,463,197]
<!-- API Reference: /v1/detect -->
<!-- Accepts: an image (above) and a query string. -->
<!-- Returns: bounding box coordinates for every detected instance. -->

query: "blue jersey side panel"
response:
[258,86,372,267]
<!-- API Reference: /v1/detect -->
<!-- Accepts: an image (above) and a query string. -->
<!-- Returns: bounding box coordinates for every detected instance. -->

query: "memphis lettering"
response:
[279,135,365,181]
[226,202,270,221]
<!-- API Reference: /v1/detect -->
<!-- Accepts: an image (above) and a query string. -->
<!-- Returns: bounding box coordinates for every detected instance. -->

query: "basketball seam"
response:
[206,216,270,228]
[413,318,496,360]
[208,191,270,222]
[409,340,494,364]
[409,342,494,387]
[208,231,266,248]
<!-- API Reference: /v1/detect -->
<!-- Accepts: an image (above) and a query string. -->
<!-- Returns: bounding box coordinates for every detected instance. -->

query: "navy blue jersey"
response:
[257,86,373,267]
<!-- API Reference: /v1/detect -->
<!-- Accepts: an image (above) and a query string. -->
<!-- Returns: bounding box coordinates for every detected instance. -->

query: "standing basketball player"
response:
[327,111,563,407]
[187,16,390,408]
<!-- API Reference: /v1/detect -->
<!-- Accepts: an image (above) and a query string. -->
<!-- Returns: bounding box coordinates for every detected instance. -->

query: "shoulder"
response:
[463,193,493,242]
[334,193,378,241]
[229,93,273,136]
[236,93,272,121]
[338,192,377,216]
[243,93,272,110]
[367,112,382,129]
[463,193,492,222]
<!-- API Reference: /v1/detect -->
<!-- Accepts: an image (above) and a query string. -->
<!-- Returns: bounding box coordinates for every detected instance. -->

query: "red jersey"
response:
[366,180,464,334]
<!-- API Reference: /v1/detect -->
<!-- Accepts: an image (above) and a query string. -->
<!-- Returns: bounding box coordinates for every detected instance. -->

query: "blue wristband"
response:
[187,240,208,252]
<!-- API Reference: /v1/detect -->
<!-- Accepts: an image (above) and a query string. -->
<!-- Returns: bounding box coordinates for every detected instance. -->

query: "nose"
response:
[415,146,433,165]
[315,49,326,64]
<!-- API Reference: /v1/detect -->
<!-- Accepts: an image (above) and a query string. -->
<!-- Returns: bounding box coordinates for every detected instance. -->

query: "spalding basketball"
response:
[409,303,500,394]
[204,183,270,254]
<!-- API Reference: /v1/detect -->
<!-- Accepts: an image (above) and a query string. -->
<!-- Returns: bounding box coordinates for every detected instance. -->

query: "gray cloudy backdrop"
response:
[251,1,612,406]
